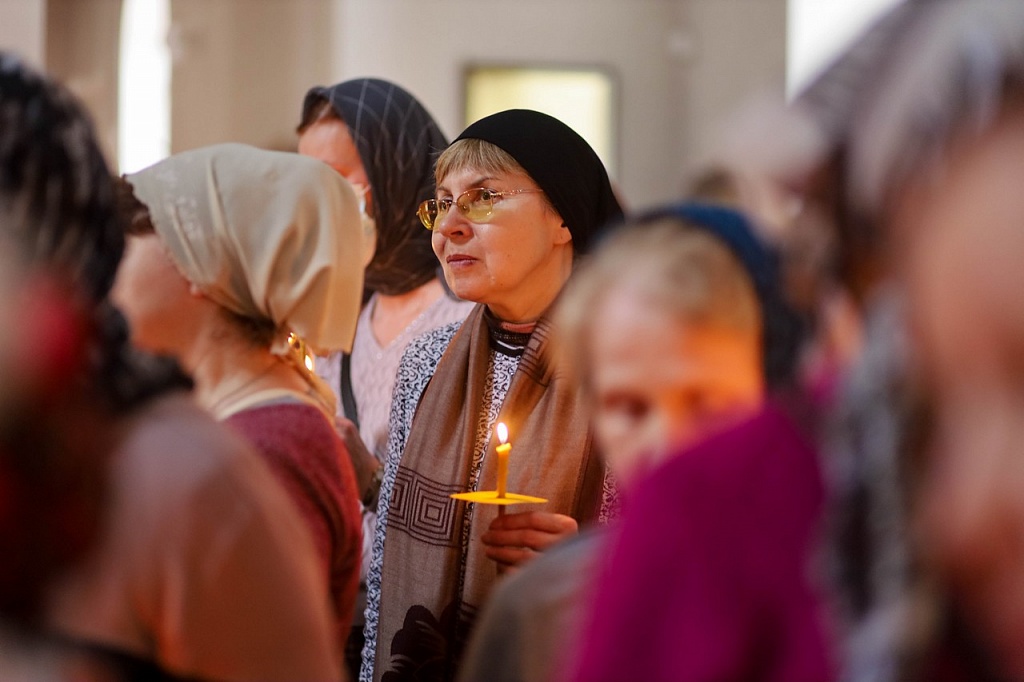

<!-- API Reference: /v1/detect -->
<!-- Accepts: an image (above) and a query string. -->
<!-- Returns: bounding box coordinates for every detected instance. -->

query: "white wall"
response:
[0,0,122,164]
[46,0,123,166]
[330,0,786,209]
[0,0,789,211]
[332,0,687,209]
[0,0,46,67]
[678,0,788,173]
[170,0,335,153]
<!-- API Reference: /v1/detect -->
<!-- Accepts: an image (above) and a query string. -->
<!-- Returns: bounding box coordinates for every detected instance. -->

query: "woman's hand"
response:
[481,511,578,572]
[333,416,380,496]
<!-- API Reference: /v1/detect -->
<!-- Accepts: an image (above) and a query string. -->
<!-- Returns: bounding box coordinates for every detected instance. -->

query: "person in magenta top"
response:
[564,204,833,682]
[569,406,830,682]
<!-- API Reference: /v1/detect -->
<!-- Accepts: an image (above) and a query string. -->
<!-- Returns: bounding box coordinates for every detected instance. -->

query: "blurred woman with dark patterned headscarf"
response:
[298,78,475,676]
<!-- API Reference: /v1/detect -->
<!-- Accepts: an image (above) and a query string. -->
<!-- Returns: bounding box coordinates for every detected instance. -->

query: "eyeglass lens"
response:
[419,188,496,230]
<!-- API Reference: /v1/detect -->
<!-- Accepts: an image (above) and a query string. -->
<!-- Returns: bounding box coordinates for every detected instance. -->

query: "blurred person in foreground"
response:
[0,222,119,679]
[361,110,622,681]
[752,0,1024,678]
[459,202,831,682]
[115,142,367,659]
[559,203,830,682]
[0,53,342,680]
[830,3,1024,678]
[297,78,475,677]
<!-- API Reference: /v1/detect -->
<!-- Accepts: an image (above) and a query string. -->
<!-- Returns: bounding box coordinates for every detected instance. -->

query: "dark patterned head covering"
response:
[300,78,448,295]
[0,52,189,411]
[454,109,623,256]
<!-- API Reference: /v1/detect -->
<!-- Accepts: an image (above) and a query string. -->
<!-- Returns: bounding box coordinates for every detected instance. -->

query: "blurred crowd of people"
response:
[3,0,1024,680]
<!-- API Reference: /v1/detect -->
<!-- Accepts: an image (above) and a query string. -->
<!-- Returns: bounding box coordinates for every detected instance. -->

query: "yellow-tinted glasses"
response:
[418,187,544,230]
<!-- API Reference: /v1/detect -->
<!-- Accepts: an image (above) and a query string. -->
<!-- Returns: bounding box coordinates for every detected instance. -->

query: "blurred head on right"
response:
[757,2,1024,675]
[557,203,787,490]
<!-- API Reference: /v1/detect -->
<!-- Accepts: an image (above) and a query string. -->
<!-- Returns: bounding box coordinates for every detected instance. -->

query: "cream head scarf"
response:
[126,143,365,359]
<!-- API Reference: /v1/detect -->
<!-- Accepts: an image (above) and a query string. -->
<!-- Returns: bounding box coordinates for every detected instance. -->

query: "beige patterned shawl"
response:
[374,304,605,679]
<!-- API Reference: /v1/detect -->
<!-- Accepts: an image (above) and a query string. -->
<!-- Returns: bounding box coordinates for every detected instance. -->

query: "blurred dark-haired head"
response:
[0,53,123,302]
[0,54,190,625]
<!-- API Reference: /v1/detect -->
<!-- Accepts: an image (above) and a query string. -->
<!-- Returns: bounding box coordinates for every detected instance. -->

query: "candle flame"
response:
[496,422,508,444]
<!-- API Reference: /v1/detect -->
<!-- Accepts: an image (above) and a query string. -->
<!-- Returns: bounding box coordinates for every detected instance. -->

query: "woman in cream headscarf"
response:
[114,142,367,657]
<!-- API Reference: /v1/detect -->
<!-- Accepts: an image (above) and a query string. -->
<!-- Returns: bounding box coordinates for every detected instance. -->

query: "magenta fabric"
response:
[568,406,834,682]
[226,402,361,651]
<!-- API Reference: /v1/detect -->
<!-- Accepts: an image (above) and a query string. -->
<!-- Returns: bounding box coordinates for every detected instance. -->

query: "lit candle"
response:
[495,422,511,498]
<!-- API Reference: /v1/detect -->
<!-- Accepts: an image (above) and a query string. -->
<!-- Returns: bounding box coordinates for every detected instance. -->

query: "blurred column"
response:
[46,0,124,165]
[169,0,335,153]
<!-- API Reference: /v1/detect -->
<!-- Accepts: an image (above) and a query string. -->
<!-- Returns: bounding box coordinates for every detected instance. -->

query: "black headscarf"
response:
[0,52,190,411]
[300,78,447,295]
[454,109,622,256]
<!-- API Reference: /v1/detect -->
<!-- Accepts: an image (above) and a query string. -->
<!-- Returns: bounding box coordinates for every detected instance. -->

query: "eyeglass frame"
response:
[418,187,545,230]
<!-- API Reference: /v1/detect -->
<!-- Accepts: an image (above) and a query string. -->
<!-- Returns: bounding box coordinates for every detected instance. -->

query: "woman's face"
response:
[896,104,1024,675]
[112,233,196,354]
[298,118,372,213]
[431,166,572,322]
[588,288,764,491]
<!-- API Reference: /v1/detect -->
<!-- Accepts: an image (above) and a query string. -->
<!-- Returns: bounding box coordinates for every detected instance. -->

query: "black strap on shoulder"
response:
[340,352,360,429]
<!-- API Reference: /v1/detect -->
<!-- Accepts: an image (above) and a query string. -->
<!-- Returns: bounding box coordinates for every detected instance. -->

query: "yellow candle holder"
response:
[450,490,548,505]
[450,422,548,506]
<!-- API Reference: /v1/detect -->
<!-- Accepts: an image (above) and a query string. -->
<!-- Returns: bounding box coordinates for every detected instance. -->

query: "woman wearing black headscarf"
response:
[298,78,475,676]
[360,109,623,682]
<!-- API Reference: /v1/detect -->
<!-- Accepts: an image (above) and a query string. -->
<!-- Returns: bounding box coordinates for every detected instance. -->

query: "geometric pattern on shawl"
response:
[371,304,605,681]
[388,468,463,548]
